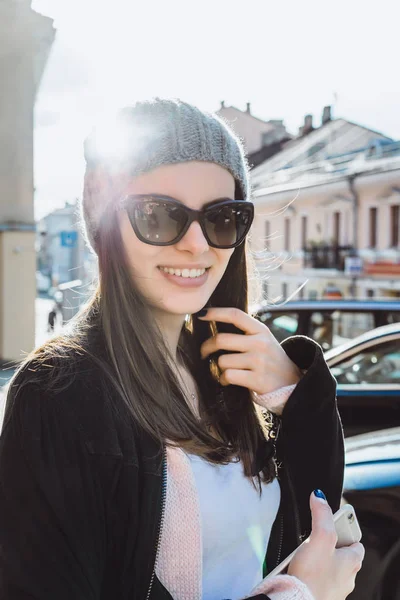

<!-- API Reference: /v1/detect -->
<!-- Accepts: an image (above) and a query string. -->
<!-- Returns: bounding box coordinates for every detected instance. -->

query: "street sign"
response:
[60,231,78,248]
[345,256,363,275]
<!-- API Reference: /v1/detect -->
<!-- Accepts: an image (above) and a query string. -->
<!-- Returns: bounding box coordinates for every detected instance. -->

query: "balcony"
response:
[303,245,354,270]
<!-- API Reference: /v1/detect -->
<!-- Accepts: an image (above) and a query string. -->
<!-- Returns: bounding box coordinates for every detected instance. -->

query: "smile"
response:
[158,267,208,279]
[157,266,211,288]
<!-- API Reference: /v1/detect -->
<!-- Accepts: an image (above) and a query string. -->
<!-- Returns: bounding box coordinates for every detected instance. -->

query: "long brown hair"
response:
[7,192,276,486]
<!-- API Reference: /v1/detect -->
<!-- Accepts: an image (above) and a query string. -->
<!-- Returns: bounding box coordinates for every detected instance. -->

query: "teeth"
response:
[160,267,207,278]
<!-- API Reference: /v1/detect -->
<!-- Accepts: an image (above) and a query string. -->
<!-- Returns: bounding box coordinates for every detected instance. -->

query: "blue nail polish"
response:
[313,489,326,500]
[196,309,208,317]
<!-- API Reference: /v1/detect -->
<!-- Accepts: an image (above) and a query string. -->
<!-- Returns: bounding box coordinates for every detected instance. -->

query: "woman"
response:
[0,98,363,600]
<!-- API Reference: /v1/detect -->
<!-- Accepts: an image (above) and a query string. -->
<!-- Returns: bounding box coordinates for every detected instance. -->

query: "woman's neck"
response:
[153,310,187,362]
[175,364,200,416]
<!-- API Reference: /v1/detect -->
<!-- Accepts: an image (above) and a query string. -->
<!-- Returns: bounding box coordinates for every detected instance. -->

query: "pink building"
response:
[216,101,290,156]
[250,118,400,301]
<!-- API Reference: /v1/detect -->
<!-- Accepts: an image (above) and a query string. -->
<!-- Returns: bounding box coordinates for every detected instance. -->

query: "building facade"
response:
[37,201,97,287]
[217,102,290,155]
[250,119,400,302]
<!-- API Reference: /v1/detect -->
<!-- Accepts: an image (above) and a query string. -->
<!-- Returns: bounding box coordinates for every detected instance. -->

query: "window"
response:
[301,216,308,249]
[258,311,298,343]
[390,205,400,247]
[333,212,341,246]
[369,207,377,248]
[309,311,375,350]
[387,311,400,324]
[330,339,400,385]
[284,218,290,251]
[309,312,335,350]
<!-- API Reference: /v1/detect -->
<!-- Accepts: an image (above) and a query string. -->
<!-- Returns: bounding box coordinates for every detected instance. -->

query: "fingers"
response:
[197,307,263,335]
[336,543,366,597]
[337,542,365,573]
[309,491,337,550]
[289,494,365,600]
[200,332,252,359]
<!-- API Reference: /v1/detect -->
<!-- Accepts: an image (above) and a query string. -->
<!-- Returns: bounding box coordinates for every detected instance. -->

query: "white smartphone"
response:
[265,504,362,579]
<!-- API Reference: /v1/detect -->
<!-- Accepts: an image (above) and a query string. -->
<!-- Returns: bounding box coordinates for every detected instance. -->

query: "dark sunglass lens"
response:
[133,200,188,243]
[205,204,252,247]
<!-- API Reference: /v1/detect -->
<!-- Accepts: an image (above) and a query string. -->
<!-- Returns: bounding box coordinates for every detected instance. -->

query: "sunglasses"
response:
[121,194,254,249]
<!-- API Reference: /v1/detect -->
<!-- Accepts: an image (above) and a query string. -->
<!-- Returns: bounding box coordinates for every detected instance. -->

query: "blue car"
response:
[343,427,400,599]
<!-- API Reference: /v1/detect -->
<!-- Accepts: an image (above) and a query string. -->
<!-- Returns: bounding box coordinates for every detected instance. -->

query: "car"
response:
[255,299,400,351]
[343,427,400,599]
[325,323,400,436]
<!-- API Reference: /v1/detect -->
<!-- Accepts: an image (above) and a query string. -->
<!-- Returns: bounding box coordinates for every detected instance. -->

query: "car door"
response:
[328,337,400,436]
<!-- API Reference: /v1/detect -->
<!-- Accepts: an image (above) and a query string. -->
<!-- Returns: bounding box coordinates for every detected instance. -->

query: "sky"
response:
[32,0,400,220]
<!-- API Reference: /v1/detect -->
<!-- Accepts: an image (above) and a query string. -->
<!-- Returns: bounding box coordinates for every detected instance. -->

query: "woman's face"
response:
[118,161,236,318]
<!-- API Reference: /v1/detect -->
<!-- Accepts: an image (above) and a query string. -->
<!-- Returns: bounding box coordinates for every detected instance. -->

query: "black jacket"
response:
[0,334,344,600]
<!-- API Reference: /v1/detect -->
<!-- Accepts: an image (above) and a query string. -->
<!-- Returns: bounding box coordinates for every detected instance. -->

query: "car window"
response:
[330,339,400,385]
[309,311,375,350]
[387,311,400,324]
[258,312,298,343]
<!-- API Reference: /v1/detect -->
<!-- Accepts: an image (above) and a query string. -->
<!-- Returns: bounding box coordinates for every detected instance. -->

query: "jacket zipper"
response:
[271,417,301,570]
[273,475,301,571]
[275,417,302,546]
[274,513,284,568]
[285,458,302,544]
[269,414,285,570]
[145,446,167,600]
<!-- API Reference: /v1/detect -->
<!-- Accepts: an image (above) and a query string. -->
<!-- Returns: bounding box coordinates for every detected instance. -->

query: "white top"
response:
[187,453,281,600]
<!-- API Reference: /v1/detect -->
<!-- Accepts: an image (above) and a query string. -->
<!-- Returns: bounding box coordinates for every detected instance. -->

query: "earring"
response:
[184,314,193,333]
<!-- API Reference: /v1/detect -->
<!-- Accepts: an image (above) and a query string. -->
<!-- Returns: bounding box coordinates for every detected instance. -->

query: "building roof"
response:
[247,137,292,169]
[252,137,400,198]
[216,104,281,128]
[252,118,392,180]
[39,202,79,226]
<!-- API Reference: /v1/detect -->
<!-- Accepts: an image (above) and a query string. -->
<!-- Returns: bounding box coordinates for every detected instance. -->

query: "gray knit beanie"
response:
[81,97,250,253]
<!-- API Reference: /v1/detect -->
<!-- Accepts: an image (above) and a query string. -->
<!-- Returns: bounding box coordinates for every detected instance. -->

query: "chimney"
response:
[246,102,251,114]
[322,105,332,125]
[304,114,313,133]
[220,100,225,109]
[299,114,313,136]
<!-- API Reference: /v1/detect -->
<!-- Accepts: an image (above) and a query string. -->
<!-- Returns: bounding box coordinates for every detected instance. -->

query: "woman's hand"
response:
[198,307,302,395]
[288,492,365,600]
